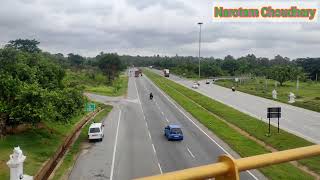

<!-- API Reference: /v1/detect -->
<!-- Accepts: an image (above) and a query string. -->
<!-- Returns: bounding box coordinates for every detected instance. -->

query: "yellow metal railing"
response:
[135,144,320,180]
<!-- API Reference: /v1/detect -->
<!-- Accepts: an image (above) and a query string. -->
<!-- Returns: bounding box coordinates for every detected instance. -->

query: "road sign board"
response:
[267,112,281,118]
[267,107,281,113]
[85,103,96,112]
[267,107,281,134]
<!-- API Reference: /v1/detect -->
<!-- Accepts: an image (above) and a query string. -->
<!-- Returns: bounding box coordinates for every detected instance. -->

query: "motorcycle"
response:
[149,93,153,100]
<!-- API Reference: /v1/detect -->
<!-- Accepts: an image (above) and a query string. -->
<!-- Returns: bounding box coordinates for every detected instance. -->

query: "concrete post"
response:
[272,89,277,99]
[7,147,33,180]
[288,92,296,103]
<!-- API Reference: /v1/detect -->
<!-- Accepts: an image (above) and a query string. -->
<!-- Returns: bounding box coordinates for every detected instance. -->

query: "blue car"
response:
[164,125,183,141]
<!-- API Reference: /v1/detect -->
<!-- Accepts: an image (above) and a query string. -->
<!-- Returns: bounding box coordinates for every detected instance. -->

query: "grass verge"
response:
[216,78,320,112]
[0,102,104,179]
[64,69,128,97]
[144,69,319,179]
[51,105,113,180]
[85,74,128,97]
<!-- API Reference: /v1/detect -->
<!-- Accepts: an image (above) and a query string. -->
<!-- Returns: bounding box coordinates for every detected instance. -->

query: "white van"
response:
[88,123,104,141]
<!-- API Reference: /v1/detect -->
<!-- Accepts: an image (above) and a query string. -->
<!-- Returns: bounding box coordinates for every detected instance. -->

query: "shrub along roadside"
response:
[51,105,113,180]
[144,69,315,179]
[0,102,103,179]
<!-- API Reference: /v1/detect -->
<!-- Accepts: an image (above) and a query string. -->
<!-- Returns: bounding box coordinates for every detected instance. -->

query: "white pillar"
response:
[288,92,296,103]
[272,89,277,99]
[7,147,33,180]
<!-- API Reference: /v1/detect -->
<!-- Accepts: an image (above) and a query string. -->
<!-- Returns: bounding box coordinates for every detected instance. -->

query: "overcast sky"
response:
[0,0,319,59]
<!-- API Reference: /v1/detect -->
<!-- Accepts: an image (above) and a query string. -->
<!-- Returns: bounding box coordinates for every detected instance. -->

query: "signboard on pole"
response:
[267,107,281,135]
[85,103,96,112]
[267,107,281,118]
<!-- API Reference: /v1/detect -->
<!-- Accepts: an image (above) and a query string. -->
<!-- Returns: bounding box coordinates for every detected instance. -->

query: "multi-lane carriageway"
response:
[69,70,265,180]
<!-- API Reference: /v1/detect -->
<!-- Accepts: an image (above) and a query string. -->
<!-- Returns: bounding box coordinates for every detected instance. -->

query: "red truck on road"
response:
[135,69,142,77]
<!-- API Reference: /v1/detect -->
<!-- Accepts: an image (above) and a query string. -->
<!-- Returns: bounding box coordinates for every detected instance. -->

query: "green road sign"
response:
[85,103,96,112]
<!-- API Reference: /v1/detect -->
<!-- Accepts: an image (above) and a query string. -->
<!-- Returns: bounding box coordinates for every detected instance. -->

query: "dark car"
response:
[164,125,183,141]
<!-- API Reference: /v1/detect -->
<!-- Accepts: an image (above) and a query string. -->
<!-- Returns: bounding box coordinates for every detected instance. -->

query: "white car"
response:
[192,83,199,89]
[88,123,104,141]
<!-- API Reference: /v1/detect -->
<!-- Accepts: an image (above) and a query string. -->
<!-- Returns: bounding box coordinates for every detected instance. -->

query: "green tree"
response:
[268,66,303,86]
[67,53,85,68]
[97,53,123,83]
[222,55,239,76]
[0,46,84,135]
[295,58,320,81]
[5,39,41,53]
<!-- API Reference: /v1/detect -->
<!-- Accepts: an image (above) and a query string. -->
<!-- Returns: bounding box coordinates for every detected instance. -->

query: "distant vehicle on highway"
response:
[205,80,210,84]
[163,69,170,77]
[192,83,199,89]
[134,68,143,77]
[135,70,140,77]
[88,123,104,141]
[164,125,183,141]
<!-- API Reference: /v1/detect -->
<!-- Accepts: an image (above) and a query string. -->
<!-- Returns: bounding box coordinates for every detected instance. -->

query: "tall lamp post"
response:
[197,22,203,79]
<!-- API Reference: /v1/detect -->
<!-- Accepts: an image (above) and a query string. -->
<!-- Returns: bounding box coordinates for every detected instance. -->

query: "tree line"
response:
[121,54,319,85]
[45,51,126,85]
[0,39,125,136]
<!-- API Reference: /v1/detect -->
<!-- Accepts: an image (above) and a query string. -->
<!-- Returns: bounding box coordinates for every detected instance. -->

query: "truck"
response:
[134,68,143,77]
[163,69,170,77]
[135,70,140,77]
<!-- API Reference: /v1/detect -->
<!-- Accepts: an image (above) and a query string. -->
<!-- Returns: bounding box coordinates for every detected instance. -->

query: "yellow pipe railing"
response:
[135,144,320,180]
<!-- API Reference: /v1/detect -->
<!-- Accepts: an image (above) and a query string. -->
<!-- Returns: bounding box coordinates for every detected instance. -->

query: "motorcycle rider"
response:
[149,92,153,100]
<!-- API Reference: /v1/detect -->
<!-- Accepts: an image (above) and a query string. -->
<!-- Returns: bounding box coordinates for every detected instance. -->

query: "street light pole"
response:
[197,22,203,79]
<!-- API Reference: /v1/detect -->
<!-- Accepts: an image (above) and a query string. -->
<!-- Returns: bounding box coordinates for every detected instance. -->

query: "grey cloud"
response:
[0,0,319,58]
[126,0,195,14]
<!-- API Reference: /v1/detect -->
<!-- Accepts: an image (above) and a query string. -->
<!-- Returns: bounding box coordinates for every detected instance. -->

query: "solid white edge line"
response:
[152,144,156,154]
[144,74,259,180]
[157,163,163,174]
[148,131,152,140]
[110,108,122,180]
[187,147,195,158]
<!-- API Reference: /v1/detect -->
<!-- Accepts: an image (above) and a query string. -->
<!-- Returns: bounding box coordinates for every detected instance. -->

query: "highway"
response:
[151,68,320,144]
[69,71,265,180]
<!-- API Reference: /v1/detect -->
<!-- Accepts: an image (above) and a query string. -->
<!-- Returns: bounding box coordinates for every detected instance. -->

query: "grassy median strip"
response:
[144,69,316,179]
[216,79,320,113]
[153,72,320,174]
[52,105,113,180]
[85,74,128,97]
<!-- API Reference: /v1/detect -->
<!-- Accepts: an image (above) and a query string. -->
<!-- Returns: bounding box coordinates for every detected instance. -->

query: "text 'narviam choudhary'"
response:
[214,6,317,20]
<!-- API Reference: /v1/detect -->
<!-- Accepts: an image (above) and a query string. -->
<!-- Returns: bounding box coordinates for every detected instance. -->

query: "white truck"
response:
[163,69,170,77]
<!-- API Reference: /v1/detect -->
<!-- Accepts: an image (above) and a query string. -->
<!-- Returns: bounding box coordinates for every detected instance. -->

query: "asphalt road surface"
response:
[69,71,265,180]
[151,69,320,144]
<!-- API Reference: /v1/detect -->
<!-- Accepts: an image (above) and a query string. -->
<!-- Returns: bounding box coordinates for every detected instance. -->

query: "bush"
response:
[0,47,85,134]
